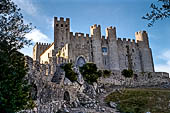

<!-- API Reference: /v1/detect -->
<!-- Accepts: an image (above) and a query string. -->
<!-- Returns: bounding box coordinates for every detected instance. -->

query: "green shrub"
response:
[103,70,111,78]
[61,63,77,82]
[121,69,133,78]
[79,63,101,84]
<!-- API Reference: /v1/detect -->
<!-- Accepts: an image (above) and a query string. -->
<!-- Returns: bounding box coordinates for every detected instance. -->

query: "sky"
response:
[12,0,170,74]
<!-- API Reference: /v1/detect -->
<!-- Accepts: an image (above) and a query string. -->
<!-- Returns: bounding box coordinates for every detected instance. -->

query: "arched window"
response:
[64,91,70,102]
[76,56,86,67]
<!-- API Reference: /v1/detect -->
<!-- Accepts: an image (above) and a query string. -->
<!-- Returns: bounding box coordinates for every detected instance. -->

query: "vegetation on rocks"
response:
[79,63,102,84]
[103,70,111,78]
[121,69,133,78]
[61,63,78,82]
[105,88,170,113]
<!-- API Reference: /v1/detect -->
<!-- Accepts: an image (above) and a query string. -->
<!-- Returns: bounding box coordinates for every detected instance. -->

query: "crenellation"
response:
[66,18,70,23]
[59,17,64,22]
[132,39,135,43]
[117,38,121,41]
[70,32,73,36]
[123,38,126,41]
[102,36,105,40]
[86,34,89,37]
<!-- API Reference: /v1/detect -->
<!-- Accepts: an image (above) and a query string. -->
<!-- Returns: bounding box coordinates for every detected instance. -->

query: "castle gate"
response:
[76,56,86,67]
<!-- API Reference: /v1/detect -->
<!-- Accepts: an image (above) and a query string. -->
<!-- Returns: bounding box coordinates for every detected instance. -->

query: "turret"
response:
[135,30,154,72]
[90,24,101,39]
[106,26,119,71]
[90,24,103,69]
[54,17,70,51]
[106,26,116,41]
[135,30,149,48]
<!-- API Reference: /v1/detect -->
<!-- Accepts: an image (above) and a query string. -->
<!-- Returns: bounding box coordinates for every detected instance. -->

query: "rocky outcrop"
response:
[23,56,170,113]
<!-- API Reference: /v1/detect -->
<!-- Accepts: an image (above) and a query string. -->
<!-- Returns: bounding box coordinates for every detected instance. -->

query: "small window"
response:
[65,24,68,27]
[132,49,134,52]
[56,24,58,27]
[61,24,63,27]
[102,47,107,55]
[102,47,107,53]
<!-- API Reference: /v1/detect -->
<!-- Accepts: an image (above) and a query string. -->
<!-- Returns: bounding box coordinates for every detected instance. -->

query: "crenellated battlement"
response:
[35,42,51,46]
[70,32,91,40]
[75,32,84,37]
[102,36,106,40]
[54,17,70,23]
[106,26,116,30]
[117,37,137,44]
[90,24,101,29]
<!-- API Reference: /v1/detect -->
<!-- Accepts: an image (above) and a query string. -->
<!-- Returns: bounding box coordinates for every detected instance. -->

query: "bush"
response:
[121,69,133,78]
[61,63,77,82]
[79,63,101,84]
[103,70,111,78]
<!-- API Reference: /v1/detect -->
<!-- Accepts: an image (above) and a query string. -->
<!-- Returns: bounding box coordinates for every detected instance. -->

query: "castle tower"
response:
[90,24,104,69]
[54,17,70,52]
[135,31,154,72]
[135,31,149,48]
[33,42,50,62]
[106,26,120,71]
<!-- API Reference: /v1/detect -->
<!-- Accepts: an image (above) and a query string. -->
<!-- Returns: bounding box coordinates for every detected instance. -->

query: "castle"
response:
[33,17,154,72]
[28,17,170,113]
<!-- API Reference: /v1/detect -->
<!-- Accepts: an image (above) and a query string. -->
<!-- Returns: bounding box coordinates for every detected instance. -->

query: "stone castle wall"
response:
[33,17,154,73]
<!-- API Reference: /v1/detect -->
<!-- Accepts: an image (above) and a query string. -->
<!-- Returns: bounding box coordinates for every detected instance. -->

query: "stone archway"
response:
[76,56,86,67]
[64,91,70,102]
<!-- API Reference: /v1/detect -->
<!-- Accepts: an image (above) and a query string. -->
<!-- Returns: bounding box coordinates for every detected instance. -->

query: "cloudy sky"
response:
[12,0,170,74]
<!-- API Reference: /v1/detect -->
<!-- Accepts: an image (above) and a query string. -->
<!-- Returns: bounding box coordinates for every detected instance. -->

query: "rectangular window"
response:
[102,47,107,55]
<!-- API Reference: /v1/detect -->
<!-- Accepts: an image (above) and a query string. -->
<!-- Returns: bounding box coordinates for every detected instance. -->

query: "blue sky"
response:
[13,0,170,73]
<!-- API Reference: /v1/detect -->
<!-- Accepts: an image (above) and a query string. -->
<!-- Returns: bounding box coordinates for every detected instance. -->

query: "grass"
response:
[105,88,170,113]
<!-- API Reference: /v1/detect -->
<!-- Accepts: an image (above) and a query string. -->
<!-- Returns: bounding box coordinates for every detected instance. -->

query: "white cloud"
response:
[12,0,37,16]
[155,50,170,74]
[20,45,33,57]
[21,29,51,57]
[25,29,51,43]
[46,17,54,29]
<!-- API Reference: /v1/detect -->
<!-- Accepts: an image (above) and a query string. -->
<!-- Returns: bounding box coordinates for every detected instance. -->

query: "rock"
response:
[109,101,117,108]
[79,85,85,93]
[72,101,78,108]
[72,66,84,85]
[64,78,72,85]
[101,108,105,112]
[93,82,98,90]
[64,108,69,113]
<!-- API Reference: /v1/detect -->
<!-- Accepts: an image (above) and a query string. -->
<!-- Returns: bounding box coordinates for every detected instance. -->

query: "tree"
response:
[79,63,102,84]
[121,69,133,86]
[121,69,133,78]
[103,70,111,78]
[142,0,170,27]
[0,0,34,112]
[61,63,78,82]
